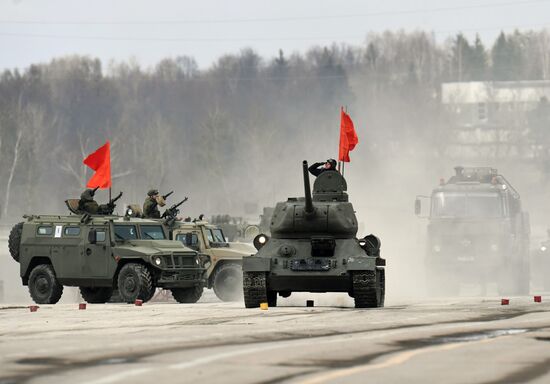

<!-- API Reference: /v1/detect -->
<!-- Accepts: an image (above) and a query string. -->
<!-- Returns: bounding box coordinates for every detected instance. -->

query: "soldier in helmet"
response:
[308,158,338,177]
[78,189,100,214]
[143,189,163,219]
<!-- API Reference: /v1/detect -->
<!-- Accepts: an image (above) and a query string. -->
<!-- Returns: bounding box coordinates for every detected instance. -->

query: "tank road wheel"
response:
[8,222,24,263]
[79,287,114,304]
[117,263,154,303]
[351,270,382,308]
[171,286,203,303]
[243,272,277,308]
[212,263,243,302]
[28,264,64,304]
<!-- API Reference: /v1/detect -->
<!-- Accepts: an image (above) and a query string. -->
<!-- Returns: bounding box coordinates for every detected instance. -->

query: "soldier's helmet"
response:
[81,189,95,201]
[147,189,159,197]
[327,158,337,169]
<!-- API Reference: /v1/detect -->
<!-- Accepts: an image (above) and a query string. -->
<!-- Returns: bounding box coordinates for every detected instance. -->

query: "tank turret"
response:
[242,160,385,309]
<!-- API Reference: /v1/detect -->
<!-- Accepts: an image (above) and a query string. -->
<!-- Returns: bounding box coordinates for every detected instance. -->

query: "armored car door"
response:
[80,226,111,279]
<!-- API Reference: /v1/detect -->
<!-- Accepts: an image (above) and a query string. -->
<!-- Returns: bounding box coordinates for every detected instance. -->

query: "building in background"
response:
[441,81,550,159]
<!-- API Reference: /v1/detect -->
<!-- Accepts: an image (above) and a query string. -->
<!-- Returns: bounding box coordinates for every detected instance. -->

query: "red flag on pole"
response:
[338,107,358,162]
[83,141,111,188]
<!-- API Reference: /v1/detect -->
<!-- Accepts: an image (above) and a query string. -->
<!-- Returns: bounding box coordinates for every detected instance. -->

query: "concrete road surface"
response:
[1,295,550,384]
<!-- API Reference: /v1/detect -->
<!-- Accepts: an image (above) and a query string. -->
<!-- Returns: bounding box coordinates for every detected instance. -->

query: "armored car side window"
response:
[114,225,138,240]
[176,233,198,246]
[37,226,53,236]
[96,230,106,242]
[64,227,81,236]
[141,225,166,240]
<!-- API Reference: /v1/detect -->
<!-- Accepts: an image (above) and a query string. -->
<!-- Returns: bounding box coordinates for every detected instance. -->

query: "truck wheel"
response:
[28,264,64,304]
[171,286,203,303]
[8,222,23,263]
[351,270,382,308]
[243,272,277,308]
[212,263,243,302]
[117,263,154,303]
[79,287,114,303]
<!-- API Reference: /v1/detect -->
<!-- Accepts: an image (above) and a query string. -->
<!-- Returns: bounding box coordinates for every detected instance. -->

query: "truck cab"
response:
[415,166,530,295]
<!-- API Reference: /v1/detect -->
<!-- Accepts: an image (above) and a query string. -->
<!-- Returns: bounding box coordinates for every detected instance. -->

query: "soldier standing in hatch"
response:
[308,159,338,177]
[78,189,100,214]
[143,189,161,218]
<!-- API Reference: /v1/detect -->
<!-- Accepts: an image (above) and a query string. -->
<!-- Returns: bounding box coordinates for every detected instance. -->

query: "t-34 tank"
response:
[242,160,385,308]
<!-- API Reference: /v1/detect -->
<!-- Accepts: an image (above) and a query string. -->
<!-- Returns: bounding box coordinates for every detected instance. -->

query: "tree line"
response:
[1,29,550,219]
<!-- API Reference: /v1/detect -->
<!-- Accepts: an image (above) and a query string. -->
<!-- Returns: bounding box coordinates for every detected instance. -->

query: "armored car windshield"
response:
[431,192,504,218]
[141,225,166,240]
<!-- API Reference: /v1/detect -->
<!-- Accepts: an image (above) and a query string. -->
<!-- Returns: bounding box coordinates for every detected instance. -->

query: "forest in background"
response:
[1,29,550,220]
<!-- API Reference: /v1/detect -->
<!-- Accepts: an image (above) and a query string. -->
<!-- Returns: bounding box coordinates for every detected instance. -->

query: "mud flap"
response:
[346,256,376,271]
[242,256,271,272]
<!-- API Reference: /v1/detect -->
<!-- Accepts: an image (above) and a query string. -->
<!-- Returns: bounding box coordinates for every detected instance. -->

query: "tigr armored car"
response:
[9,215,209,304]
[172,221,256,301]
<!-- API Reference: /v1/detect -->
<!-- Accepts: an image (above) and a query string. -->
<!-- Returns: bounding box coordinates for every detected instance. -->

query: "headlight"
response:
[253,234,269,250]
[490,244,499,252]
[433,245,441,253]
[541,246,548,252]
[195,258,200,265]
[154,256,162,266]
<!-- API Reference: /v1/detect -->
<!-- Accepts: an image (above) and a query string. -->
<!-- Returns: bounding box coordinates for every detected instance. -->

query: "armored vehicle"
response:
[171,221,256,301]
[242,161,385,309]
[415,166,530,295]
[8,213,209,305]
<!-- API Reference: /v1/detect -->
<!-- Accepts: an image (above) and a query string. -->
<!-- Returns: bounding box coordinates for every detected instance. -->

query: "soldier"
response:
[143,189,162,218]
[308,158,338,177]
[78,189,100,214]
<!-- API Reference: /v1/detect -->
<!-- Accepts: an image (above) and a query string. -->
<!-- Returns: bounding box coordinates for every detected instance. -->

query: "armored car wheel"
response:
[28,264,64,304]
[79,287,114,304]
[212,263,243,302]
[351,270,383,308]
[171,286,203,303]
[8,222,23,263]
[117,263,154,303]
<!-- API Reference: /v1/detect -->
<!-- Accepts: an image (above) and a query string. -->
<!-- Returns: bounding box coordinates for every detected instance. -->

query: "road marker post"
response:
[135,299,143,306]
[501,298,510,305]
[534,295,542,303]
[29,305,39,312]
[260,302,268,310]
[79,303,87,310]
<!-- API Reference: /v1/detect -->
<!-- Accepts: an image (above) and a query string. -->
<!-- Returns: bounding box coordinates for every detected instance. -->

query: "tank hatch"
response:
[312,171,348,202]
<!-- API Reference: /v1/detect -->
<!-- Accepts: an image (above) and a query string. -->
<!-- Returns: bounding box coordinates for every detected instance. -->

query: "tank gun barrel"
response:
[302,160,314,216]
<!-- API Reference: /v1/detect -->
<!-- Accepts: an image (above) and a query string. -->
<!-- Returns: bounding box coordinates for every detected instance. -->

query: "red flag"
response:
[83,141,111,188]
[338,107,359,162]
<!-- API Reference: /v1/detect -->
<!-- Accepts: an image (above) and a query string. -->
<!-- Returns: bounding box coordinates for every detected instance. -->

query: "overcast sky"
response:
[1,0,549,71]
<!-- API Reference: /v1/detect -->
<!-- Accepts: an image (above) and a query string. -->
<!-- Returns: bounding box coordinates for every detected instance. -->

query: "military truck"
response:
[8,213,209,304]
[415,166,530,295]
[171,221,256,301]
[242,161,385,309]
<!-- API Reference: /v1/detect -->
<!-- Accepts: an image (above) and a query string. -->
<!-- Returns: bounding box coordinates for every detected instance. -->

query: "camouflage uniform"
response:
[143,189,161,219]
[78,189,99,214]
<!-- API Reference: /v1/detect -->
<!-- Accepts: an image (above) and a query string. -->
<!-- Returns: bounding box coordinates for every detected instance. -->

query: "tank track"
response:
[352,270,381,308]
[378,268,385,307]
[243,272,268,308]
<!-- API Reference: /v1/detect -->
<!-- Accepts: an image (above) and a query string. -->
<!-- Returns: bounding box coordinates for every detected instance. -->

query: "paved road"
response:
[1,295,550,384]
